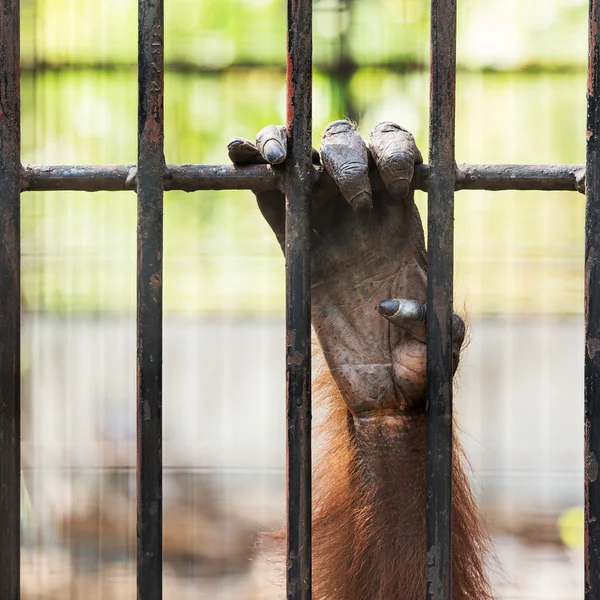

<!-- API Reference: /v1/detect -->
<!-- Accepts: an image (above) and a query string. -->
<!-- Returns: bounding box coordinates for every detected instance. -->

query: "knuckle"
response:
[336,160,368,178]
[452,314,466,341]
[373,121,409,134]
[226,137,246,152]
[378,151,415,174]
[257,124,286,141]
[370,126,418,161]
[323,119,357,137]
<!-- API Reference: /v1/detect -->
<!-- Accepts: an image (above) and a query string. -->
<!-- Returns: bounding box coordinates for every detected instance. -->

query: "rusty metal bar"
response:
[586,0,600,597]
[0,1,21,598]
[455,163,585,193]
[426,0,457,598]
[24,164,135,191]
[21,162,586,193]
[136,0,164,597]
[285,0,313,597]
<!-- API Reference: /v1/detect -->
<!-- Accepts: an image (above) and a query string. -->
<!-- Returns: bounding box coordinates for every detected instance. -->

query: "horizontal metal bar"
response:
[20,163,586,194]
[21,60,588,77]
[21,164,282,192]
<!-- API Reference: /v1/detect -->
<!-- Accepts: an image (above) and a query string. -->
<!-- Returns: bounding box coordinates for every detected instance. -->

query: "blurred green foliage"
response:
[21,0,589,70]
[20,0,589,315]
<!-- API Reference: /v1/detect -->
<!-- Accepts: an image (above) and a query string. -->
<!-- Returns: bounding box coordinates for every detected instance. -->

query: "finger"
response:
[256,125,287,165]
[227,137,265,165]
[378,300,466,366]
[369,122,423,200]
[320,120,372,211]
[378,299,426,342]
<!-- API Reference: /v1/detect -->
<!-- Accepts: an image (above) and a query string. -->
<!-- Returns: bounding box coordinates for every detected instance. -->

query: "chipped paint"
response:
[587,451,598,483]
[588,338,600,359]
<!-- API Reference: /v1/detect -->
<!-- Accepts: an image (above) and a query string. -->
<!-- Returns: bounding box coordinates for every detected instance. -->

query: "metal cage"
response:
[0,0,598,598]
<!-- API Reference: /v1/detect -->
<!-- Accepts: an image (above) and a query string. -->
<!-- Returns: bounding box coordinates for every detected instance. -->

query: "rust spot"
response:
[287,329,296,348]
[588,130,594,141]
[286,50,295,126]
[289,349,304,366]
[150,273,160,288]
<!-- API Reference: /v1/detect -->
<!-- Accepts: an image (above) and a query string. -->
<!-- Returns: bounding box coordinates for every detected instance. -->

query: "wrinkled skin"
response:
[228,120,465,420]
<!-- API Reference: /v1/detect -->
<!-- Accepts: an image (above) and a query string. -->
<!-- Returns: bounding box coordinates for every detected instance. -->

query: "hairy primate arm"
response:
[229,121,495,600]
[309,369,493,600]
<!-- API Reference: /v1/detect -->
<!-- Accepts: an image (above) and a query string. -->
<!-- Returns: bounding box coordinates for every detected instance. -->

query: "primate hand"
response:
[228,121,464,420]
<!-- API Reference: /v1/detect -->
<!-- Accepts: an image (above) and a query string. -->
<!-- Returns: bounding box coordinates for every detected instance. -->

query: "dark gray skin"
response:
[228,120,464,423]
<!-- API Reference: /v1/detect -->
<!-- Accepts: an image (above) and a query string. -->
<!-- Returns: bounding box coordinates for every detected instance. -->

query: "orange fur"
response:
[254,342,495,600]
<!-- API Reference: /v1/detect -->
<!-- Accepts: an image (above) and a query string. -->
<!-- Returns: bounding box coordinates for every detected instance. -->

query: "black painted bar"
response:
[426,0,457,598]
[586,0,600,597]
[136,0,164,597]
[21,162,587,194]
[0,1,21,598]
[285,0,313,598]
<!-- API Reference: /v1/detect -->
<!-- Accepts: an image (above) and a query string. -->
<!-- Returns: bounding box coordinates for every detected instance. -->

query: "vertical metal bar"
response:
[285,0,313,598]
[586,0,600,597]
[426,0,457,598]
[0,1,21,598]
[136,0,164,597]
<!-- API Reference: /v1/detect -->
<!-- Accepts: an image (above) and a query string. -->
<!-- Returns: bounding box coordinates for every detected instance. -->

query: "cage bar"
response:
[585,0,600,597]
[426,0,457,598]
[21,162,587,194]
[136,0,165,597]
[285,0,313,597]
[0,1,21,598]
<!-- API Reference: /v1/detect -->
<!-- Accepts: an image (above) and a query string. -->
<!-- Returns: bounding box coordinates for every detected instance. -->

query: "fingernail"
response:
[227,137,244,150]
[389,179,409,200]
[263,139,286,164]
[378,299,400,318]
[378,299,426,323]
[398,299,426,322]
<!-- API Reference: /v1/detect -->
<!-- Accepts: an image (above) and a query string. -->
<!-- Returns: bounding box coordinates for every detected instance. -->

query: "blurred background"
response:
[20,0,587,598]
